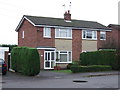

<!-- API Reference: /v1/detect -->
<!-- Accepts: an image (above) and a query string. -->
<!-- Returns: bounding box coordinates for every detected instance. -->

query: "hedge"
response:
[70,65,112,73]
[80,50,119,70]
[11,47,40,76]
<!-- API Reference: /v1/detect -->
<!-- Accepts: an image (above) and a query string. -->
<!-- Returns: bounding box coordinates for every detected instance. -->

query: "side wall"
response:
[18,19,38,48]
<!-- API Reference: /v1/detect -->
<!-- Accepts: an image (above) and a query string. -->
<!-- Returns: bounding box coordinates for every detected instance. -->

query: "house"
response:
[107,24,120,49]
[15,10,111,69]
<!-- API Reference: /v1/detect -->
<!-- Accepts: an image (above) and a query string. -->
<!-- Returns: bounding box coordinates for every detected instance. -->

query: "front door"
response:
[44,51,55,69]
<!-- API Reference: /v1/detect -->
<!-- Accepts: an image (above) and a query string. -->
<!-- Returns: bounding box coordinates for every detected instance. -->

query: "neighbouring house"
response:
[15,10,112,69]
[107,24,120,49]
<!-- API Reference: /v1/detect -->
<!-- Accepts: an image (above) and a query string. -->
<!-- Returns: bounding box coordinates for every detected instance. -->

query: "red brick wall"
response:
[18,19,38,48]
[97,29,118,49]
[38,50,44,69]
[72,29,82,61]
[36,27,55,47]
[18,19,55,48]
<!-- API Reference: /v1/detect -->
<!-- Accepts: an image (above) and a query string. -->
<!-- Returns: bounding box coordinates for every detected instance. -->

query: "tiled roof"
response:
[16,15,111,31]
[108,24,120,30]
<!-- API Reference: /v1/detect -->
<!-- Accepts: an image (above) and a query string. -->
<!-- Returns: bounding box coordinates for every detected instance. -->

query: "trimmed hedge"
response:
[80,50,119,70]
[70,65,112,73]
[11,47,40,76]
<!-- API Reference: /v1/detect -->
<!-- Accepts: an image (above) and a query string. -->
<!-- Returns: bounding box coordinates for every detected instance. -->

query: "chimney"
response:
[64,10,71,21]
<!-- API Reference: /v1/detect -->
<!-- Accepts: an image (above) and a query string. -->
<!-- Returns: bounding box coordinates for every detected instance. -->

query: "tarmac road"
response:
[1,71,119,88]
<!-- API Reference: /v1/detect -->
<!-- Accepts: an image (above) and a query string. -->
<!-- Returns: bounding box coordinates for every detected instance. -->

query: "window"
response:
[22,31,24,39]
[55,28,72,38]
[56,51,72,63]
[82,30,97,40]
[100,31,106,40]
[44,27,51,38]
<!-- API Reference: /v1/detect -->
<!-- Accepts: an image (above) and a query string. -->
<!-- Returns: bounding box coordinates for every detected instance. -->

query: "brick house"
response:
[16,10,111,69]
[107,24,120,49]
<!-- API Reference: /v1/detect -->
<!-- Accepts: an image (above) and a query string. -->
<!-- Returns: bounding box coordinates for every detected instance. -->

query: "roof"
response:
[108,24,120,30]
[16,15,111,31]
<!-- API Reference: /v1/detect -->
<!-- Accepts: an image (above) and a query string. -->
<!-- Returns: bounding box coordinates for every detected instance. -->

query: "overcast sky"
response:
[0,0,119,45]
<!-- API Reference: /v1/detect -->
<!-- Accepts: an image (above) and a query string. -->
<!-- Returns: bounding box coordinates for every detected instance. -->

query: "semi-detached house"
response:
[15,10,111,69]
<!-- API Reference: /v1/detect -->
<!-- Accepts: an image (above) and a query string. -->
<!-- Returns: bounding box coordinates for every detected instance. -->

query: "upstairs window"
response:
[82,30,97,40]
[55,28,72,39]
[43,27,51,38]
[100,31,106,40]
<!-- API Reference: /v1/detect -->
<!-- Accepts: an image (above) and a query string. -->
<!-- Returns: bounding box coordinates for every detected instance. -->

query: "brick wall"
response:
[18,19,55,48]
[97,29,118,49]
[18,19,38,48]
[38,50,44,69]
[36,27,55,47]
[72,29,82,61]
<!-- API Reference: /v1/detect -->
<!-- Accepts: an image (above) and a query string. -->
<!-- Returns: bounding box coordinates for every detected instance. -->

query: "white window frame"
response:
[82,30,97,40]
[55,28,72,39]
[22,31,24,39]
[55,51,72,63]
[100,31,106,40]
[43,27,51,38]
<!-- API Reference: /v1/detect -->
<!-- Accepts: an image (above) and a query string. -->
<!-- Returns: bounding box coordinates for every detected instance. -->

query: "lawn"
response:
[52,70,72,73]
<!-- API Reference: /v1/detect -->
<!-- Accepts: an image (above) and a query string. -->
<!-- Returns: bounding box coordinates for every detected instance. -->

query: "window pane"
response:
[45,53,47,60]
[93,31,97,39]
[51,52,54,60]
[45,61,50,67]
[86,31,92,38]
[83,30,86,38]
[60,29,67,37]
[69,52,71,61]
[67,29,72,37]
[55,29,59,37]
[60,54,67,62]
[44,28,51,37]
[100,32,106,40]
[48,53,50,60]
[51,61,54,68]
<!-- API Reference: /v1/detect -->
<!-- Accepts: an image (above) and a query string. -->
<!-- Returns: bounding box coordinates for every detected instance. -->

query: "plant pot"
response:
[54,66,61,70]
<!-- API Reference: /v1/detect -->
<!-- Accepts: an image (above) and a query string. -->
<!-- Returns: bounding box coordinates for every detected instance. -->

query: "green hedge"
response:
[70,65,112,73]
[11,47,40,76]
[80,51,119,70]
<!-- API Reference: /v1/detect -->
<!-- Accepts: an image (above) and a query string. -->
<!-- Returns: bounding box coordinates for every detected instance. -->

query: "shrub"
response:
[67,61,79,69]
[11,47,40,76]
[70,65,112,73]
[80,50,119,70]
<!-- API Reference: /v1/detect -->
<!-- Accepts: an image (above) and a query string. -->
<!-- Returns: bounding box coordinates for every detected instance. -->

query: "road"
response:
[1,71,119,88]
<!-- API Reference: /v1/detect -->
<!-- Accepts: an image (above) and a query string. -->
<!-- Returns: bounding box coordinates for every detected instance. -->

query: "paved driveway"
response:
[1,71,119,88]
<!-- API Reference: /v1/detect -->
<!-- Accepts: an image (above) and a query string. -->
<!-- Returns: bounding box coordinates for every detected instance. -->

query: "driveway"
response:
[1,70,119,88]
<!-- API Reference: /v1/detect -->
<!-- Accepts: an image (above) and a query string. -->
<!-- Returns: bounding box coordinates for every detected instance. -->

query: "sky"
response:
[0,0,119,45]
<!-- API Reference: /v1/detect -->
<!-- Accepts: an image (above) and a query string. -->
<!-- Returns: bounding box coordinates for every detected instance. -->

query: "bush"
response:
[70,65,112,73]
[11,47,40,76]
[67,61,79,69]
[80,50,119,70]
